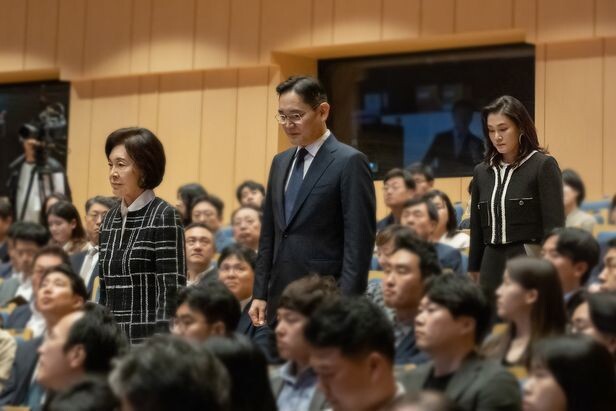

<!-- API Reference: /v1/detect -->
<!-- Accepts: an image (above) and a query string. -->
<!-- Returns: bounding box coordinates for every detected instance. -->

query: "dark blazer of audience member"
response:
[109,335,230,411]
[524,335,616,411]
[402,275,521,411]
[46,376,120,411]
[218,244,278,363]
[99,127,185,344]
[469,95,565,303]
[231,205,262,252]
[481,257,566,368]
[571,291,616,359]
[206,335,277,411]
[176,183,207,226]
[252,76,376,326]
[236,180,266,209]
[377,168,416,232]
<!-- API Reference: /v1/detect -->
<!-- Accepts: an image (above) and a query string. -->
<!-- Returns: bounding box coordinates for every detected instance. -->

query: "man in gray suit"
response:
[401,275,521,411]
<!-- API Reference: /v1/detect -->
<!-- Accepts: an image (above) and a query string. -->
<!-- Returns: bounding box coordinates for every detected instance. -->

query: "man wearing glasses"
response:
[250,75,376,326]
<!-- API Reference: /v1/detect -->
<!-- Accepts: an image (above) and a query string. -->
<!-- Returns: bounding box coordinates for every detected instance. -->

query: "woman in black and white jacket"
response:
[469,96,564,302]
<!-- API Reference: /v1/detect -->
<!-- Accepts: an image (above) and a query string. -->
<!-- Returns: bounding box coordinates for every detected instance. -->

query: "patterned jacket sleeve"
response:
[153,204,186,331]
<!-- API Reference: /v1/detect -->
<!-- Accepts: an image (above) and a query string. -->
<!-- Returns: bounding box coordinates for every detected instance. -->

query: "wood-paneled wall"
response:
[1,0,615,221]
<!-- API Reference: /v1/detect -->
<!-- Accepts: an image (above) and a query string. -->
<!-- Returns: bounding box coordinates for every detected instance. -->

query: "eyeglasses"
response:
[275,103,323,124]
[86,211,107,221]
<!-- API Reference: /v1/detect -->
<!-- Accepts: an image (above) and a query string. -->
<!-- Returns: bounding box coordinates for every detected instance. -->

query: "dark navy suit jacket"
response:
[434,243,463,276]
[5,305,32,330]
[0,336,42,406]
[395,330,430,366]
[236,300,280,364]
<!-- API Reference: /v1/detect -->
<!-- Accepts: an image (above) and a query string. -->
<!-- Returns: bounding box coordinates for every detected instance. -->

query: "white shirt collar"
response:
[120,189,155,217]
[298,129,330,158]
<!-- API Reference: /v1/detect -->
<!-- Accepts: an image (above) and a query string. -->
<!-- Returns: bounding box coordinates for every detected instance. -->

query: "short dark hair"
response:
[218,243,257,271]
[32,245,71,267]
[85,196,118,214]
[562,169,586,206]
[105,127,166,190]
[403,197,439,223]
[40,263,88,302]
[587,291,616,336]
[109,335,230,411]
[11,221,49,246]
[375,224,413,247]
[424,190,458,237]
[230,205,263,224]
[176,283,241,333]
[190,195,224,220]
[185,222,214,235]
[549,227,600,284]
[205,335,277,411]
[383,168,416,191]
[47,376,120,411]
[391,234,442,280]
[424,275,490,343]
[178,183,208,225]
[64,303,128,373]
[276,76,328,107]
[305,296,395,362]
[608,238,616,250]
[279,275,340,317]
[0,198,12,220]
[47,201,86,242]
[531,335,616,411]
[235,180,265,203]
[406,162,434,182]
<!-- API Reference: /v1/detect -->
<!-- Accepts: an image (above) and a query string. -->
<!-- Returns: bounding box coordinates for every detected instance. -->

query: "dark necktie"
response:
[284,148,309,223]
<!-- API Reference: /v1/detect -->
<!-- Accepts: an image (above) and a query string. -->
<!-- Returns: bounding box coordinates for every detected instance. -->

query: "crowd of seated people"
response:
[0,162,615,411]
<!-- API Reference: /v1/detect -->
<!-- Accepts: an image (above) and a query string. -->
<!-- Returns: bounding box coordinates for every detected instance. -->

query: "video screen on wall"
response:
[318,44,535,179]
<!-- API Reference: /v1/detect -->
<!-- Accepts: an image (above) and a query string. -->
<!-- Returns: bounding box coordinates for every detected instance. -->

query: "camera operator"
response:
[6,123,71,223]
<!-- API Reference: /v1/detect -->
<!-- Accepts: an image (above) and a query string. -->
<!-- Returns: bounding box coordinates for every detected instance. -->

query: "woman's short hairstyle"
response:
[481,95,546,167]
[105,127,166,190]
[562,168,586,206]
[47,200,87,242]
[424,189,458,237]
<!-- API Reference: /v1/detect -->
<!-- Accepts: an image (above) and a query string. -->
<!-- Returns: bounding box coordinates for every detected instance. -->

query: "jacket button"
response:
[283,233,288,239]
[519,200,524,206]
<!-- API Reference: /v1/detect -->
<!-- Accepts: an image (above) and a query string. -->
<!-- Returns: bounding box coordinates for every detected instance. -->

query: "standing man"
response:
[251,76,376,326]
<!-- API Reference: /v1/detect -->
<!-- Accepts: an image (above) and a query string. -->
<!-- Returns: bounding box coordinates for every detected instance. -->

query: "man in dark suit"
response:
[184,223,218,286]
[401,275,521,411]
[251,76,376,326]
[422,100,484,177]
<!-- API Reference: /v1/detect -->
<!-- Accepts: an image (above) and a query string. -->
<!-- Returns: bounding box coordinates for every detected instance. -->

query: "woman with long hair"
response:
[425,189,470,250]
[47,200,88,255]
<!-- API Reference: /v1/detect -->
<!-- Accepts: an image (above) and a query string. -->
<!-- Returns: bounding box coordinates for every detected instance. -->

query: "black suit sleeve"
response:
[469,166,485,272]
[339,152,376,295]
[254,157,278,301]
[538,155,565,235]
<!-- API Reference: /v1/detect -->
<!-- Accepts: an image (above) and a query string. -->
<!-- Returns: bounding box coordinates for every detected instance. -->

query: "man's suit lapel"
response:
[286,136,337,226]
[445,354,482,402]
[236,300,253,334]
[274,149,296,228]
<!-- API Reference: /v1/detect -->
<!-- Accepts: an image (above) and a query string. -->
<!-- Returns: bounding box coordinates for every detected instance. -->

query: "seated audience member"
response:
[273,275,340,411]
[596,238,616,292]
[305,296,402,411]
[378,168,416,231]
[205,335,277,411]
[176,183,208,225]
[482,257,566,367]
[184,222,217,286]
[0,330,17,392]
[0,198,13,263]
[47,201,88,255]
[0,221,49,306]
[0,263,87,408]
[47,376,119,411]
[401,198,463,275]
[72,196,117,297]
[402,275,521,411]
[41,193,70,227]
[571,291,616,358]
[457,180,473,230]
[218,244,277,363]
[562,169,595,233]
[231,205,262,252]
[190,195,233,251]
[609,194,616,225]
[541,227,599,315]
[381,234,441,365]
[386,391,457,411]
[424,190,469,250]
[171,282,240,341]
[36,303,128,393]
[236,180,266,208]
[5,245,71,335]
[524,335,616,411]
[406,163,434,197]
[0,222,20,279]
[108,335,230,411]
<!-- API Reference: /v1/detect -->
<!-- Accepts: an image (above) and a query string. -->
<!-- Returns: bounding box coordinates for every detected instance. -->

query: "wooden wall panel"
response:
[260,0,312,63]
[544,39,603,199]
[333,0,381,44]
[456,0,513,33]
[603,39,616,196]
[150,0,195,72]
[194,0,231,69]
[537,0,594,42]
[24,0,58,70]
[234,68,270,189]
[137,76,159,133]
[228,0,261,66]
[597,0,616,37]
[156,72,204,204]
[131,0,153,74]
[56,0,86,78]
[382,0,420,40]
[535,44,546,146]
[421,0,455,35]
[434,178,463,204]
[0,0,27,71]
[201,69,239,218]
[83,0,132,78]
[514,0,537,41]
[312,0,334,45]
[265,66,282,176]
